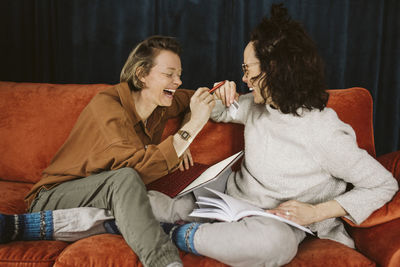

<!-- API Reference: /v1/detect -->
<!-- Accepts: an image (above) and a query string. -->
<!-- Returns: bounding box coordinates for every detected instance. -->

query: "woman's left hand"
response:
[267,200,320,226]
[179,148,194,171]
[213,80,238,107]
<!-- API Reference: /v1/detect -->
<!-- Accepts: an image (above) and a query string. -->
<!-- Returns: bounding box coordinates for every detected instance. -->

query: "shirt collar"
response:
[117,82,141,125]
[116,82,166,127]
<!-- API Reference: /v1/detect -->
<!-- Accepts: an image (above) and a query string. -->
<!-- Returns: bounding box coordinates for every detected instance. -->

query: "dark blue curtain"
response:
[0,0,399,156]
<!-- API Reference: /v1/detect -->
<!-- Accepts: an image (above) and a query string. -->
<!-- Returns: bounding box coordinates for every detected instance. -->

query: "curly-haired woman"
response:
[159,4,398,266]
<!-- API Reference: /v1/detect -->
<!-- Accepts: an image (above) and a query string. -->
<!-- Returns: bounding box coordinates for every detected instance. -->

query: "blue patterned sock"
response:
[161,222,201,255]
[103,219,121,235]
[0,211,53,243]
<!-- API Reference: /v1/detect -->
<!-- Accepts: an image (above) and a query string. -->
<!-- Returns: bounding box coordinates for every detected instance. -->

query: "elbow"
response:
[383,176,399,202]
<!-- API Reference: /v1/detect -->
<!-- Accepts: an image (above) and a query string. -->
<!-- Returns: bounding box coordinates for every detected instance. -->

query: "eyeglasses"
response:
[241,62,260,76]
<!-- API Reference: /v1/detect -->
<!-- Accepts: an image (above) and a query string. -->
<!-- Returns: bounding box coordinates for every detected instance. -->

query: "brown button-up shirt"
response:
[25,83,194,205]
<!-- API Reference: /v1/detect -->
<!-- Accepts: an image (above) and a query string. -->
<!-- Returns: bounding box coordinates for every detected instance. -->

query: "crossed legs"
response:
[29,168,181,267]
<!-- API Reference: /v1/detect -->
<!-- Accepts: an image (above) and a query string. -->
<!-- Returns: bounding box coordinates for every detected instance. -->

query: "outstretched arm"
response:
[268,199,347,226]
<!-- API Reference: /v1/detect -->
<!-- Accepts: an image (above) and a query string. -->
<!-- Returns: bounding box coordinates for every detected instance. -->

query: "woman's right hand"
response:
[189,87,215,128]
[173,88,214,157]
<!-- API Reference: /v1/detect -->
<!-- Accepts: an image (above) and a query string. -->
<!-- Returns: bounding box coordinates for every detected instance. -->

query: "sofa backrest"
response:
[163,87,376,166]
[326,88,375,157]
[0,82,375,184]
[0,82,112,183]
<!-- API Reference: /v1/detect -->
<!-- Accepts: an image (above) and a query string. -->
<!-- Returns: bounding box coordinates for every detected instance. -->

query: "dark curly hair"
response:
[120,35,181,91]
[250,4,328,115]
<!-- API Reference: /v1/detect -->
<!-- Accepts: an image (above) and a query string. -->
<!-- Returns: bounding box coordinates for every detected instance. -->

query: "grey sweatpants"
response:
[150,191,307,267]
[29,168,180,267]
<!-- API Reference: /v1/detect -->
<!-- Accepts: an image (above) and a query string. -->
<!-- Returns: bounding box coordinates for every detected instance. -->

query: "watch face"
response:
[179,130,191,141]
[181,131,189,139]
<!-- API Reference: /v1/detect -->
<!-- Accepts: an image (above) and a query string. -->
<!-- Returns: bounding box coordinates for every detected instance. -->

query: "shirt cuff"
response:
[158,135,180,170]
[334,195,368,225]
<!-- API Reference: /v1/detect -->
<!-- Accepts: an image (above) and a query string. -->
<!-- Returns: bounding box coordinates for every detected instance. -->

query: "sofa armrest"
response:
[349,217,400,267]
[377,150,400,180]
[343,150,400,228]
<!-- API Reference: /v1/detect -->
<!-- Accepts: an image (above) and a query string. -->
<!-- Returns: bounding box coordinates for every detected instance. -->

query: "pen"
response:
[208,80,226,94]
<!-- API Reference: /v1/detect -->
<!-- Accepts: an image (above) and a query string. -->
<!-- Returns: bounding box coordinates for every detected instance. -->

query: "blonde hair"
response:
[120,36,181,91]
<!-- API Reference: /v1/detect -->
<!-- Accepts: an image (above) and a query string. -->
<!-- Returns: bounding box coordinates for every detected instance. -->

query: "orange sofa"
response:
[0,81,399,267]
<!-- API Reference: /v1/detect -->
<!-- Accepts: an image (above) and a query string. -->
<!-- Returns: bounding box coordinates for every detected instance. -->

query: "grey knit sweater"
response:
[210,93,398,248]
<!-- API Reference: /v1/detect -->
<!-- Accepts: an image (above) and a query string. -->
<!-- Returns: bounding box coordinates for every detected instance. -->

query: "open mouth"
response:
[249,87,254,91]
[163,89,176,96]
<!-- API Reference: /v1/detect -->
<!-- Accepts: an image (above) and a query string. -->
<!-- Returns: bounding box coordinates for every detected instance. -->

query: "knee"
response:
[148,191,196,222]
[242,217,300,265]
[109,168,145,191]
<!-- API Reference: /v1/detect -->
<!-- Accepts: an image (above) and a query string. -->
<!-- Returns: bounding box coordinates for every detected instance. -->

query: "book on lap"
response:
[146,151,244,198]
[189,187,314,235]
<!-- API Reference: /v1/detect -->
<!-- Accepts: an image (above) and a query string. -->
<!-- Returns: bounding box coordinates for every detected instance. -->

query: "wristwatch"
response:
[177,130,193,143]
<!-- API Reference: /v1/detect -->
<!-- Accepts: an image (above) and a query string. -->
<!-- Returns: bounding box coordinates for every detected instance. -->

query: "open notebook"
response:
[146,151,243,198]
[190,187,314,235]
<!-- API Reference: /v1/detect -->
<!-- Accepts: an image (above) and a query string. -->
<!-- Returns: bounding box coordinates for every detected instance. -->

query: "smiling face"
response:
[139,50,182,107]
[242,42,266,104]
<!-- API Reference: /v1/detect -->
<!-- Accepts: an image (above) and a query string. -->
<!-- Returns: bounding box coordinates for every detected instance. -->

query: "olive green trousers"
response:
[29,168,180,267]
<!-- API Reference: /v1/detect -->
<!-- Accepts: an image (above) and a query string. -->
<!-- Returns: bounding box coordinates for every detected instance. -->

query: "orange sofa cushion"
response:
[53,234,228,267]
[285,237,375,267]
[350,217,400,267]
[0,82,112,183]
[0,181,32,214]
[0,240,68,267]
[326,88,375,157]
[52,234,374,267]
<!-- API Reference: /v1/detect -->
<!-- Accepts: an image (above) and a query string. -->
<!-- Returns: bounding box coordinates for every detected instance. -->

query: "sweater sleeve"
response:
[210,93,254,124]
[311,109,398,225]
